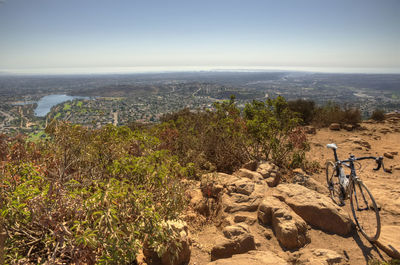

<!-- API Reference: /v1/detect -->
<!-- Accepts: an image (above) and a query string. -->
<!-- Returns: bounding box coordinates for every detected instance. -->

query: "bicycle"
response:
[325,143,388,242]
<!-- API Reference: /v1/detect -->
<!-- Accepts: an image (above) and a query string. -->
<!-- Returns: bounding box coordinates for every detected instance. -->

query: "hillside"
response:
[1,101,399,265]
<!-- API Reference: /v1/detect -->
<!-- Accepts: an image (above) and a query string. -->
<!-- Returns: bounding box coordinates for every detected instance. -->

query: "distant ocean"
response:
[1,66,400,75]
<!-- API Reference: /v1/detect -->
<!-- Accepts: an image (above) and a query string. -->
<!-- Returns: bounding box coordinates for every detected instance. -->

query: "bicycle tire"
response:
[349,180,381,242]
[326,161,343,206]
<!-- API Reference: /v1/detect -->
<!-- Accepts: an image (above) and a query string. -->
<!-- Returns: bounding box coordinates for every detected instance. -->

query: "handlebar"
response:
[373,156,383,171]
[339,156,390,173]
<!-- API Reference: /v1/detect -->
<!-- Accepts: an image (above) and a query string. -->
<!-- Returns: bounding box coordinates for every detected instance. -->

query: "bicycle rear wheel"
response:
[326,161,343,206]
[350,180,381,241]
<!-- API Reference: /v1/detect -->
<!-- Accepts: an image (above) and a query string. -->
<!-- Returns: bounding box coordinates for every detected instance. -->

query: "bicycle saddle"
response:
[326,143,338,150]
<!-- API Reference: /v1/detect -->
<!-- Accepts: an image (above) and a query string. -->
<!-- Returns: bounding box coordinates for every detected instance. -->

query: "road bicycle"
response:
[326,143,388,242]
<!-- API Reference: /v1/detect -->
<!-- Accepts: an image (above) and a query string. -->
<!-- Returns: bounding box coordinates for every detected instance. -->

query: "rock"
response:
[234,168,263,182]
[290,248,343,265]
[210,224,256,261]
[343,124,354,131]
[201,182,224,199]
[292,173,329,195]
[222,183,266,213]
[272,184,353,236]
[380,128,391,134]
[376,226,400,259]
[233,212,257,225]
[329,123,341,131]
[264,230,273,240]
[242,160,258,171]
[384,152,394,159]
[394,165,400,171]
[222,223,250,239]
[228,179,255,196]
[208,250,289,265]
[258,196,310,249]
[304,126,316,134]
[346,137,371,149]
[256,162,277,178]
[266,171,281,187]
[160,220,191,265]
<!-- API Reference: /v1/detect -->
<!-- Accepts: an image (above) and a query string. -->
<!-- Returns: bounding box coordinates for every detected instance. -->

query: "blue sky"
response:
[0,0,399,74]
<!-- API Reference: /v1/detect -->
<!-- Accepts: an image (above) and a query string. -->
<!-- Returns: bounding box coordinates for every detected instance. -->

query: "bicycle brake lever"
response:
[373,157,383,171]
[382,161,392,173]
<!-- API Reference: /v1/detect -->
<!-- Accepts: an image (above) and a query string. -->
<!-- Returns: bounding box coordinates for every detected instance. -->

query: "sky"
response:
[0,0,399,74]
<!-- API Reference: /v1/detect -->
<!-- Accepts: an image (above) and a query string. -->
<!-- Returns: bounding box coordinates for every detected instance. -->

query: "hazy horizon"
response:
[1,0,399,73]
[1,66,400,76]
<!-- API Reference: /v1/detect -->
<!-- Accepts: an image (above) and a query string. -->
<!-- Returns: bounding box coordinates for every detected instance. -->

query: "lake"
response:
[34,94,88,117]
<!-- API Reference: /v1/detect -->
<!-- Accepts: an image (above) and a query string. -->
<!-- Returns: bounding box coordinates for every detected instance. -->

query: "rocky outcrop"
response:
[210,223,256,261]
[272,184,353,235]
[208,250,289,265]
[290,248,344,265]
[258,196,310,249]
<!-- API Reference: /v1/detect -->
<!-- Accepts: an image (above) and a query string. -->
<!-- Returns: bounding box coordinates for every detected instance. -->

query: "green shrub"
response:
[157,97,249,174]
[312,102,361,127]
[244,96,307,167]
[370,109,385,121]
[288,99,316,125]
[0,122,186,264]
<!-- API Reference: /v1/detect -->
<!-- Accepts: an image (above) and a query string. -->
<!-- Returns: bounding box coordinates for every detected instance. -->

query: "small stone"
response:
[329,123,341,131]
[343,124,354,131]
[304,126,316,134]
[384,152,394,159]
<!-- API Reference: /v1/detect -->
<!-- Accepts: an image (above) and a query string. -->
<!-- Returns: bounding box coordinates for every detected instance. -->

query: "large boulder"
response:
[289,248,343,265]
[222,183,266,213]
[258,196,310,249]
[272,184,353,236]
[210,223,256,261]
[207,250,289,265]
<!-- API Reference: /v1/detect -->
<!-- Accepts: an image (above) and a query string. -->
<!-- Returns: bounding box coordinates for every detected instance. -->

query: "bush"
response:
[312,102,361,127]
[157,97,249,174]
[244,96,307,167]
[157,96,308,173]
[0,122,186,264]
[288,99,316,125]
[370,109,385,121]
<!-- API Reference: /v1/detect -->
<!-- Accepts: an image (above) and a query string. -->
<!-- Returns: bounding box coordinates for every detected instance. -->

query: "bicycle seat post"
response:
[327,143,339,161]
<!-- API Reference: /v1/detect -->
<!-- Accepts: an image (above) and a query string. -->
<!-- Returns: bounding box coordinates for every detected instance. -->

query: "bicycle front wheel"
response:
[326,161,343,205]
[350,180,381,242]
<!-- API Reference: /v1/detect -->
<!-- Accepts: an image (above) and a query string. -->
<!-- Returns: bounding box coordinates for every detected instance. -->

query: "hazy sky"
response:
[0,0,399,73]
